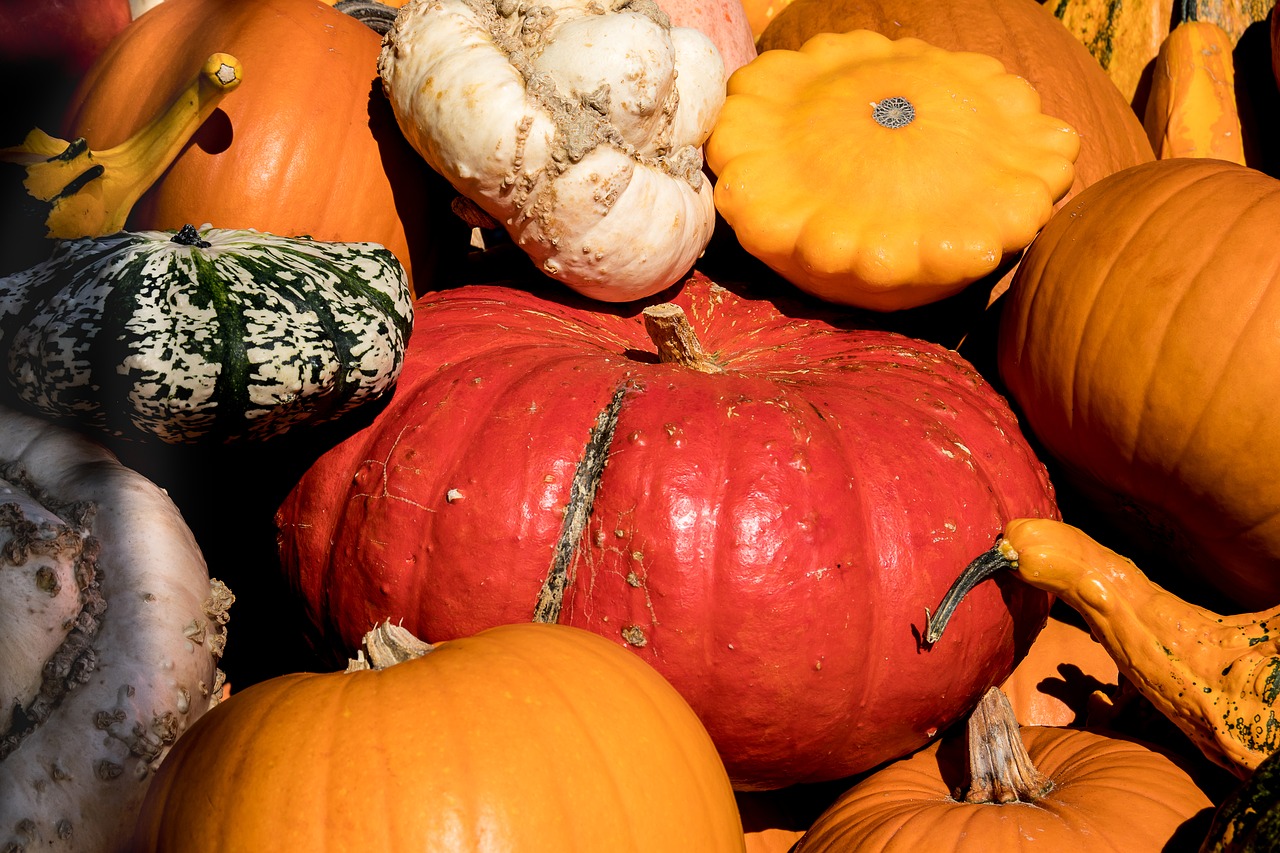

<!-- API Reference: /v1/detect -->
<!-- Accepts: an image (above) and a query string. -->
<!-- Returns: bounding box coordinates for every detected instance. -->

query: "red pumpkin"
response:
[60,0,453,292]
[276,273,1058,790]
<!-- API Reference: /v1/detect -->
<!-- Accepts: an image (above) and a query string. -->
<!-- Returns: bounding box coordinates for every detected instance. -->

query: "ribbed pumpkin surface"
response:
[793,725,1213,852]
[277,273,1058,789]
[999,158,1280,606]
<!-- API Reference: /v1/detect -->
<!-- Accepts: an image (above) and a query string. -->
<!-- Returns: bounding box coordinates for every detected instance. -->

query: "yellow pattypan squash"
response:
[705,29,1080,311]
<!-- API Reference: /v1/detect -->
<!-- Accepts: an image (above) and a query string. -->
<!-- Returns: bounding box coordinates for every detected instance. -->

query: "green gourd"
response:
[0,224,412,443]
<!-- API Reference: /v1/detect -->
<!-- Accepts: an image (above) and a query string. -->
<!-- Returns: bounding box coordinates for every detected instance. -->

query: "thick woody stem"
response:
[965,686,1054,804]
[642,303,723,374]
[345,620,434,672]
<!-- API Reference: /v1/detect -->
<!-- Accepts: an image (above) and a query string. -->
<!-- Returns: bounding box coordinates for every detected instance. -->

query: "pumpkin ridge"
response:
[1131,170,1279,464]
[533,382,630,624]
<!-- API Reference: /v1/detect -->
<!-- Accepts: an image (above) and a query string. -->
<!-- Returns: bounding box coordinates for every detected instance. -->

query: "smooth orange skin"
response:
[998,158,1280,606]
[61,0,447,293]
[999,609,1118,727]
[131,623,746,852]
[792,723,1213,852]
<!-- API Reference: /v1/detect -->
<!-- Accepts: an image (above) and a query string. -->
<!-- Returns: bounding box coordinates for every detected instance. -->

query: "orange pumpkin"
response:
[131,622,746,851]
[793,687,1214,852]
[998,607,1119,727]
[61,0,454,293]
[998,158,1280,606]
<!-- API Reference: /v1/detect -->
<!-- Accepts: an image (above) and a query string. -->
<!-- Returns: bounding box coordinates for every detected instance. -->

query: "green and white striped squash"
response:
[0,224,413,444]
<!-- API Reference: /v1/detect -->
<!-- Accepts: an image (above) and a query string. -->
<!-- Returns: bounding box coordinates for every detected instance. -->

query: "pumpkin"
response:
[0,224,413,444]
[1142,21,1246,163]
[997,157,1280,606]
[756,0,1155,302]
[1039,0,1174,106]
[377,0,726,302]
[705,29,1080,311]
[276,273,1058,789]
[926,517,1280,779]
[998,605,1119,727]
[1202,747,1280,852]
[793,686,1214,852]
[59,0,450,294]
[0,403,231,853]
[130,620,746,852]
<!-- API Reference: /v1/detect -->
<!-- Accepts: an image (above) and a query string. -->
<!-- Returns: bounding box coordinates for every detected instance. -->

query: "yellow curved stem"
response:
[0,53,243,239]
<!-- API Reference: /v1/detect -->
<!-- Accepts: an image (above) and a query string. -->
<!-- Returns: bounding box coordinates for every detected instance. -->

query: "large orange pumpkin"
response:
[755,0,1155,302]
[998,158,1280,606]
[131,622,746,851]
[60,0,453,292]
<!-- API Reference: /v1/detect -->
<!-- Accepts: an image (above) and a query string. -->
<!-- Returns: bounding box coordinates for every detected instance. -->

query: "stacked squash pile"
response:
[2,0,1279,849]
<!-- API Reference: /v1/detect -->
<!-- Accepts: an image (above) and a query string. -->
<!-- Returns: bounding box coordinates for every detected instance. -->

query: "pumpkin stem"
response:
[0,53,243,239]
[642,303,723,374]
[964,686,1054,803]
[924,540,1017,644]
[345,620,434,672]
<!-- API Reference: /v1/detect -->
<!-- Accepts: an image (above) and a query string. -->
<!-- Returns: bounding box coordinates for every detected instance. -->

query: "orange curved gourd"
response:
[929,518,1280,779]
[1143,21,1246,163]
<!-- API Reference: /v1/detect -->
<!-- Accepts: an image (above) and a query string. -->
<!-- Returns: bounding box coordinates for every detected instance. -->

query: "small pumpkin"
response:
[377,0,727,302]
[927,517,1280,779]
[276,273,1058,789]
[61,0,449,293]
[130,621,745,851]
[0,403,232,853]
[1142,20,1246,163]
[705,28,1080,311]
[0,224,413,444]
[997,157,1280,606]
[793,686,1214,852]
